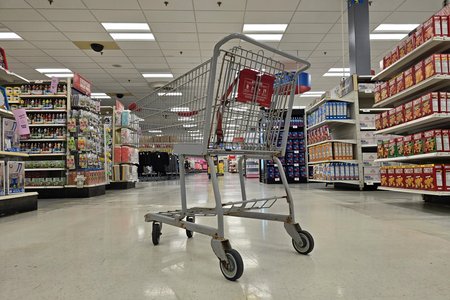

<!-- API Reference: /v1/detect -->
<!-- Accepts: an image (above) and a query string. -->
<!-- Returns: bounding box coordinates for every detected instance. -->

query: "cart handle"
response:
[212,33,311,72]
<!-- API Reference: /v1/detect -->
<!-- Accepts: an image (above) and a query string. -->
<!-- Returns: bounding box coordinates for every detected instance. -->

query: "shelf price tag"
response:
[294,150,299,154]
[294,163,299,167]
[275,178,280,181]
[293,125,298,129]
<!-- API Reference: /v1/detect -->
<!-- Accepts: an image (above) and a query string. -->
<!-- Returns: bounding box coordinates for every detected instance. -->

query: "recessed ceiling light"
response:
[109,33,155,41]
[90,93,111,99]
[0,32,22,40]
[158,92,182,96]
[102,23,150,31]
[142,73,173,78]
[183,124,196,128]
[45,73,74,78]
[323,72,351,77]
[374,24,419,32]
[171,107,189,112]
[245,34,283,41]
[148,130,162,133]
[370,34,407,40]
[328,68,350,72]
[243,24,288,33]
[36,68,72,73]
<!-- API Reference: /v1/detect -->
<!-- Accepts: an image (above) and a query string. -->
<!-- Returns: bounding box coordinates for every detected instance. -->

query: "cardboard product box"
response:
[380,167,388,186]
[7,161,25,194]
[413,132,424,155]
[396,73,405,93]
[413,98,423,120]
[406,33,416,54]
[3,118,20,152]
[404,101,414,122]
[380,82,390,100]
[447,92,450,113]
[415,25,425,48]
[388,167,396,187]
[398,41,407,58]
[391,48,399,64]
[377,141,385,158]
[383,142,390,159]
[381,111,389,129]
[394,167,405,188]
[388,138,398,158]
[442,130,450,151]
[0,161,5,196]
[395,105,405,125]
[424,16,442,41]
[374,84,381,103]
[442,53,449,74]
[383,54,392,69]
[388,108,396,128]
[396,137,404,156]
[375,113,382,130]
[444,165,450,191]
[360,114,375,129]
[439,92,447,113]
[414,60,425,83]
[442,16,449,37]
[423,164,444,191]
[114,146,122,163]
[360,131,375,145]
[414,166,424,190]
[363,152,378,166]
[424,130,443,153]
[404,166,415,189]
[404,67,415,89]
[422,93,440,116]
[424,54,442,78]
[388,77,397,97]
[364,166,380,182]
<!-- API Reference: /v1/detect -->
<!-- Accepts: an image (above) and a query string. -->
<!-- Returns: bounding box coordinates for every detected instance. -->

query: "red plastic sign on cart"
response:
[13,108,30,135]
[236,69,275,108]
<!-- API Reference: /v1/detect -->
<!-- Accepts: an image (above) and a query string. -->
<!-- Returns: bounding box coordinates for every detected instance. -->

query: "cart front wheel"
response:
[152,222,162,245]
[186,216,195,238]
[219,249,244,281]
[292,230,314,255]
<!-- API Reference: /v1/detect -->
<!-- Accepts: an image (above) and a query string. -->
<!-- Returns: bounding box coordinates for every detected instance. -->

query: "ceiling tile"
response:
[196,23,242,33]
[143,10,195,23]
[133,62,169,69]
[193,0,245,10]
[16,56,58,63]
[291,11,340,23]
[165,57,201,64]
[8,49,48,57]
[98,63,135,69]
[63,62,102,69]
[0,0,31,8]
[25,0,86,9]
[154,33,198,42]
[139,0,193,10]
[0,41,37,50]
[244,11,294,23]
[90,9,147,22]
[82,0,140,9]
[105,68,140,75]
[195,11,244,23]
[116,41,160,50]
[2,21,57,32]
[371,0,409,11]
[297,0,342,11]
[38,9,96,22]
[64,32,113,42]
[122,49,164,56]
[282,34,324,43]
[278,42,318,51]
[0,9,45,21]
[383,11,440,23]
[163,50,199,57]
[83,50,125,57]
[158,42,199,50]
[16,31,68,41]
[52,22,106,33]
[54,56,94,63]
[285,23,333,34]
[246,0,300,11]
[32,41,79,50]
[150,23,197,33]
[128,56,166,64]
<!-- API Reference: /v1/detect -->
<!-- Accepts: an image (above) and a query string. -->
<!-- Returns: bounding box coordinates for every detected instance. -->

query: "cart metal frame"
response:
[140,33,314,281]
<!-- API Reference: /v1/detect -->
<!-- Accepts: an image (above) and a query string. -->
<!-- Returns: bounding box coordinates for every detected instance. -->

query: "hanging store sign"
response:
[73,73,91,96]
[13,108,30,136]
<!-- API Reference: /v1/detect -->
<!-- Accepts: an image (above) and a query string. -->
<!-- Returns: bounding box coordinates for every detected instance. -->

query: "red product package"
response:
[414,60,425,83]
[391,48,399,64]
[398,41,407,58]
[421,92,440,116]
[395,167,405,188]
[396,73,405,93]
[424,54,442,78]
[389,108,396,127]
[374,84,381,103]
[442,130,450,151]
[442,16,449,37]
[403,135,414,156]
[389,77,397,96]
[413,98,423,120]
[404,101,414,122]
[383,54,392,69]
[414,166,424,190]
[387,167,396,187]
[405,34,416,54]
[404,67,415,89]
[404,166,415,189]
[380,82,390,100]
[442,54,449,74]
[424,16,442,41]
[381,111,389,129]
[375,113,382,130]
[444,165,450,191]
[380,167,388,186]
[415,25,425,48]
[395,105,404,125]
[439,92,447,113]
[423,164,444,191]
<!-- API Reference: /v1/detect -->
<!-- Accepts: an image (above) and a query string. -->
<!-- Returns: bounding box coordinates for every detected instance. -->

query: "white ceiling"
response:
[0,0,445,107]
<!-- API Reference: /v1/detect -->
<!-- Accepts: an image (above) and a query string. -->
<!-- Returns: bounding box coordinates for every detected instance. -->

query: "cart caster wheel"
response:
[186,216,195,238]
[292,230,314,255]
[152,222,162,246]
[219,249,244,281]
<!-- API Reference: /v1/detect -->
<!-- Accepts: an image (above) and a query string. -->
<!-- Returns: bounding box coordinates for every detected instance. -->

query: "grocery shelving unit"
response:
[306,75,382,190]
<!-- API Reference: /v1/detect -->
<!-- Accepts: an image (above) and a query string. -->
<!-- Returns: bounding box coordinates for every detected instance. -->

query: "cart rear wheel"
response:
[292,230,314,255]
[186,216,195,238]
[219,249,244,281]
[152,222,162,245]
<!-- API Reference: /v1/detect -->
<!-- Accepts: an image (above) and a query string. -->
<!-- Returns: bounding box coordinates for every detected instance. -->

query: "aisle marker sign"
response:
[50,76,59,94]
[13,108,30,135]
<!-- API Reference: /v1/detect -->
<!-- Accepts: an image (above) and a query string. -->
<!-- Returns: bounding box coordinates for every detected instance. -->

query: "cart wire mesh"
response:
[136,46,298,154]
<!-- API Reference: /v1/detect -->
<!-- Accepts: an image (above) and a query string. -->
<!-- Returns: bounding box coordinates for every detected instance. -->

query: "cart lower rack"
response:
[138,33,314,281]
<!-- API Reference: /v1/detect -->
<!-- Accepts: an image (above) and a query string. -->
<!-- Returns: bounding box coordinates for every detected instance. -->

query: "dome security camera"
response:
[90,43,104,53]
[116,93,124,99]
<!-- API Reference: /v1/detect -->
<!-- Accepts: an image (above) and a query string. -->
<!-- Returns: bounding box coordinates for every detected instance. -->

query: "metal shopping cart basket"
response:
[137,33,314,281]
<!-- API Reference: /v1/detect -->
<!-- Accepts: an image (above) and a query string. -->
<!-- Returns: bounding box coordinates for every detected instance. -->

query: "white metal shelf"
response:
[25,109,67,113]
[375,113,450,135]
[25,186,64,189]
[378,186,450,196]
[375,152,450,163]
[21,139,66,142]
[360,127,376,131]
[19,94,67,98]
[65,183,106,188]
[372,37,450,81]
[28,124,66,127]
[308,159,358,165]
[307,139,357,148]
[373,75,450,108]
[306,119,356,131]
[0,108,14,119]
[359,108,390,113]
[28,153,66,157]
[0,151,29,157]
[308,179,361,185]
[25,168,65,171]
[0,65,29,84]
[306,97,353,113]
[0,192,38,201]
[361,144,377,148]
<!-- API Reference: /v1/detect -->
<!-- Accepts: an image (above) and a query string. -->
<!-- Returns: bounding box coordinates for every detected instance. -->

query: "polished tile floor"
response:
[2,173,450,299]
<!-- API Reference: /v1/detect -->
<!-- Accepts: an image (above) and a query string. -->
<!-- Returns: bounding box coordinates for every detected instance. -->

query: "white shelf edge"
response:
[361,144,377,148]
[21,139,66,142]
[306,97,354,113]
[28,124,66,127]
[378,186,450,196]
[25,168,65,171]
[308,179,360,185]
[359,108,390,112]
[25,109,67,112]
[375,152,450,162]
[306,119,356,131]
[65,183,106,188]
[360,127,376,131]
[375,113,450,135]
[307,139,357,148]
[308,159,358,165]
[25,186,64,189]
[0,151,29,157]
[19,94,67,98]
[28,153,66,156]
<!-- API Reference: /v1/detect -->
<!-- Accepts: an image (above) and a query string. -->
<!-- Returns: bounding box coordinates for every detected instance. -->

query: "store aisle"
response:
[2,174,450,300]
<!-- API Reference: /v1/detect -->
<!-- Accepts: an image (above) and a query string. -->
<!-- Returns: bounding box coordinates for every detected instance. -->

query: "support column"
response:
[347,0,371,75]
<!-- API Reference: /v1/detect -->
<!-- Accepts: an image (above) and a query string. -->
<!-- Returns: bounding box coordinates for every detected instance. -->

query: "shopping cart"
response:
[137,33,314,281]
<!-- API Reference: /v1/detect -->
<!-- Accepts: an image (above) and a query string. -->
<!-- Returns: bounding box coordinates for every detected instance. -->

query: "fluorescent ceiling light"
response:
[374,24,419,32]
[0,32,22,40]
[183,124,196,128]
[156,134,163,137]
[110,33,155,41]
[171,107,189,112]
[158,92,182,96]
[370,34,407,40]
[142,73,173,78]
[102,23,150,31]
[148,130,162,133]
[178,117,194,121]
[323,72,350,77]
[243,24,288,33]
[300,91,325,98]
[45,73,74,78]
[245,34,283,41]
[90,93,111,99]
[328,68,350,72]
[36,68,71,73]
